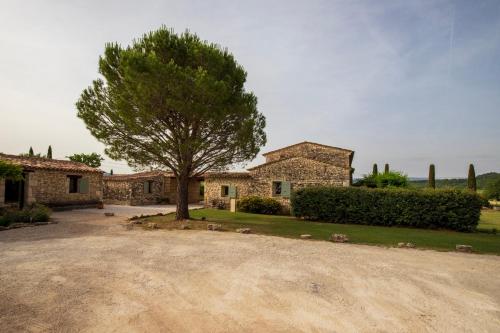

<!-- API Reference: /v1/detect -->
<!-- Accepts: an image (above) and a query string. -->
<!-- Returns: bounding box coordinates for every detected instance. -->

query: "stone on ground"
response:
[456,245,473,253]
[329,233,349,243]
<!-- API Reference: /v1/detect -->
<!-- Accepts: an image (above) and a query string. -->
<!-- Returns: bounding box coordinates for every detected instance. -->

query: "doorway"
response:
[4,179,25,209]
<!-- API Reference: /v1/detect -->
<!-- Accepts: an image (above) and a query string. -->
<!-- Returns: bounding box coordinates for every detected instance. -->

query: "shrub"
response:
[485,178,500,200]
[211,199,227,210]
[357,171,408,188]
[0,204,51,226]
[238,196,282,215]
[291,186,484,231]
[375,171,408,188]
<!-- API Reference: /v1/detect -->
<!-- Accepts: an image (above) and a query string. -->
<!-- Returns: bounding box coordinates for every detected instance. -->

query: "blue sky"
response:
[0,0,499,177]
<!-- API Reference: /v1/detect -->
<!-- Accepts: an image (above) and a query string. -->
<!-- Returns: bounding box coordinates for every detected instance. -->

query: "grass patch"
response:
[139,209,500,255]
[478,210,500,232]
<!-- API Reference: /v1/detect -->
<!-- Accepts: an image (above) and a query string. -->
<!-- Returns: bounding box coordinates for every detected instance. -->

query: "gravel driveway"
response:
[1,208,500,332]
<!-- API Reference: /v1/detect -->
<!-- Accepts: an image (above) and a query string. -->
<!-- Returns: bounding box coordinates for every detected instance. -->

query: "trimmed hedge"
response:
[291,187,485,231]
[238,196,282,215]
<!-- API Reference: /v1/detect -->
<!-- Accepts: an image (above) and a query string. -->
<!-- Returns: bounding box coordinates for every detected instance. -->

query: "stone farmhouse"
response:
[103,171,203,206]
[204,141,354,210]
[0,154,102,209]
[1,141,353,211]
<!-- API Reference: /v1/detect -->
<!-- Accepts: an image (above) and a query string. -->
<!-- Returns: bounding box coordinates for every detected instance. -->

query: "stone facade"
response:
[25,170,102,207]
[103,171,202,206]
[0,154,103,209]
[204,142,354,211]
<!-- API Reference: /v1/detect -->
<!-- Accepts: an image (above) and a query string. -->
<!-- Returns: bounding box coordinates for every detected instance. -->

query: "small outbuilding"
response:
[0,154,103,209]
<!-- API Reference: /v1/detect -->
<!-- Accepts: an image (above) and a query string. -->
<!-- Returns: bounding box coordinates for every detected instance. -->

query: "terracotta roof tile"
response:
[0,153,102,173]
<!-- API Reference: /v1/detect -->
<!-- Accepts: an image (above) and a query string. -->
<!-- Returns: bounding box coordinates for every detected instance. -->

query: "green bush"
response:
[0,204,51,226]
[485,178,500,200]
[238,196,282,215]
[356,171,408,188]
[291,186,484,231]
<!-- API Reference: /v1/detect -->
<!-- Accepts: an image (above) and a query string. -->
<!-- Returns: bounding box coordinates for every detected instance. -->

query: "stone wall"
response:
[27,170,102,207]
[103,175,202,206]
[264,142,352,168]
[103,180,131,205]
[129,175,166,206]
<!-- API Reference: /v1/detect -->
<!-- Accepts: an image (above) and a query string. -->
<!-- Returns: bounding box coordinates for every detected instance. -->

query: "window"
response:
[68,175,81,193]
[273,181,291,198]
[144,180,154,194]
[221,185,229,197]
[272,181,282,196]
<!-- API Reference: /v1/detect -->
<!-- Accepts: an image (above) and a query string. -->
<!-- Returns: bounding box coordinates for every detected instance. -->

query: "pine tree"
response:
[384,163,389,174]
[467,164,477,192]
[29,147,34,156]
[47,145,53,159]
[428,164,435,189]
[372,163,378,176]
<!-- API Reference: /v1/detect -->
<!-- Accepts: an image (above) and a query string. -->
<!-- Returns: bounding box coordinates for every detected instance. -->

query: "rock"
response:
[179,224,191,230]
[329,233,349,243]
[300,234,312,239]
[207,223,222,231]
[97,202,104,209]
[34,222,49,226]
[405,242,416,248]
[104,212,115,217]
[397,242,406,248]
[456,245,473,253]
[147,222,158,229]
[236,228,251,234]
[130,220,143,225]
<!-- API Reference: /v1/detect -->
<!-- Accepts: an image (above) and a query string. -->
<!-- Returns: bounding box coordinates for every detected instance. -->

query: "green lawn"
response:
[143,209,500,255]
[479,210,500,231]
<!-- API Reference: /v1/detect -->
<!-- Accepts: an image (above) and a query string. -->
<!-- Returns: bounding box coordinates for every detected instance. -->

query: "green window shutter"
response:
[143,181,150,194]
[228,185,237,198]
[281,181,291,198]
[78,178,89,194]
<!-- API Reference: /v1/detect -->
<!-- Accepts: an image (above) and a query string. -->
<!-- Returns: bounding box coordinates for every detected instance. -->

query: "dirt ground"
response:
[1,209,500,332]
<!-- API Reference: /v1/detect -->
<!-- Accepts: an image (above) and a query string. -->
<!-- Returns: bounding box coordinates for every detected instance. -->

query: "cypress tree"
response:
[110,169,113,175]
[47,145,53,159]
[467,164,477,192]
[29,147,34,156]
[372,163,378,176]
[384,163,389,174]
[428,164,435,189]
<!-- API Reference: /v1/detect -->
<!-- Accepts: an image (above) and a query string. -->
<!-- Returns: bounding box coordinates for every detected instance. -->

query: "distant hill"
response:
[410,172,500,190]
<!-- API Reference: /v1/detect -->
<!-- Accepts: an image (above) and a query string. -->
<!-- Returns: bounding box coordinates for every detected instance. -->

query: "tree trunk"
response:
[176,173,190,220]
